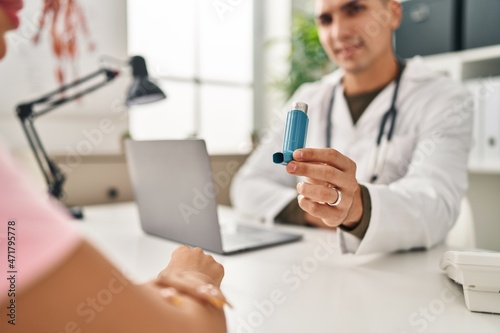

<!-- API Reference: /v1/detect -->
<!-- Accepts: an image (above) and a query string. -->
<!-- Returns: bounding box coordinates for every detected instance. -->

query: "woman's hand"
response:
[160,245,224,287]
[152,245,229,309]
[286,148,363,229]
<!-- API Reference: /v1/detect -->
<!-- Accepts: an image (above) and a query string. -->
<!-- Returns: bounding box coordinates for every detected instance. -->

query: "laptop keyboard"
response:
[222,224,289,249]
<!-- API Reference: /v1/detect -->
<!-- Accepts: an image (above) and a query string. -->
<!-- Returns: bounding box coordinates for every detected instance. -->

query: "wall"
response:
[0,0,128,154]
[52,153,248,208]
[467,174,500,251]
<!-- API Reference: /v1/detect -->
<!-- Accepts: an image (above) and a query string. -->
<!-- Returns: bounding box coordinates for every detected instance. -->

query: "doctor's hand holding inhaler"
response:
[231,0,472,255]
[274,101,363,230]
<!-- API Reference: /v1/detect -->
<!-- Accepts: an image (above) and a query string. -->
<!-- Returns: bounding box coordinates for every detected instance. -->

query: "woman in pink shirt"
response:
[0,2,228,332]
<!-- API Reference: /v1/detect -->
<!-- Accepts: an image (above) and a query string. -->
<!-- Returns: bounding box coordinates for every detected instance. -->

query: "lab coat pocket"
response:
[381,134,417,184]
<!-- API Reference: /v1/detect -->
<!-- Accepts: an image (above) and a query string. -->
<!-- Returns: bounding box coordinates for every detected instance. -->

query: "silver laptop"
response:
[125,139,302,254]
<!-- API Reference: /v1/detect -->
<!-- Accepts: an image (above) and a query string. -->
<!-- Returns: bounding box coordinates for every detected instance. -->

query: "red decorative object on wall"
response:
[33,0,96,86]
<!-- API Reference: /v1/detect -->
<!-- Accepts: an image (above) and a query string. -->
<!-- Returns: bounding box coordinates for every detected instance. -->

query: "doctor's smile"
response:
[334,41,365,59]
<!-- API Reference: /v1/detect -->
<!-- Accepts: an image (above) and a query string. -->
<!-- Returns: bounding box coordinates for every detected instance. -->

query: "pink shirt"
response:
[0,142,81,300]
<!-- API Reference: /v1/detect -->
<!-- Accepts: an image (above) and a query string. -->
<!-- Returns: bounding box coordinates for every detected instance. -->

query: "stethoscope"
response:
[325,59,405,183]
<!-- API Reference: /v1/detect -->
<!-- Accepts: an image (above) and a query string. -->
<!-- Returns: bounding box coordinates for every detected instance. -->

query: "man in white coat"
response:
[230,0,473,254]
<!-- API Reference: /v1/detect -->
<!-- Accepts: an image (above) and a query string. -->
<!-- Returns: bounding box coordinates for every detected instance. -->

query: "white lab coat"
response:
[230,57,473,255]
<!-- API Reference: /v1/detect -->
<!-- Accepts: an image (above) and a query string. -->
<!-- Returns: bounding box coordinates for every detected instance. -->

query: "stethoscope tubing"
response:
[325,59,405,183]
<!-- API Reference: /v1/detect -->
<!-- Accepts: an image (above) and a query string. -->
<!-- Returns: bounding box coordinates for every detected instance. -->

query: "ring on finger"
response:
[326,187,342,207]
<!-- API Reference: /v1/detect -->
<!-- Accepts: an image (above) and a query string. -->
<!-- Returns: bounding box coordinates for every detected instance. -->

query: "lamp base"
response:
[69,206,84,220]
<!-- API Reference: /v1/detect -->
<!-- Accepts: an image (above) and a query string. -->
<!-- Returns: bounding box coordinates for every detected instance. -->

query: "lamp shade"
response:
[126,56,166,106]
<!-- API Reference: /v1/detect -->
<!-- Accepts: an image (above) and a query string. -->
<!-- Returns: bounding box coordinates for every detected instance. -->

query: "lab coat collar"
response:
[317,55,437,133]
[319,56,436,151]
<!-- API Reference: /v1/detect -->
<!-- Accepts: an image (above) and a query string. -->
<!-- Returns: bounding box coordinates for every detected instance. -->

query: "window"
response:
[127,0,254,154]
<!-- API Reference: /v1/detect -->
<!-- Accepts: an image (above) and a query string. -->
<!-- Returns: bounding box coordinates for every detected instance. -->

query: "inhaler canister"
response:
[273,102,309,165]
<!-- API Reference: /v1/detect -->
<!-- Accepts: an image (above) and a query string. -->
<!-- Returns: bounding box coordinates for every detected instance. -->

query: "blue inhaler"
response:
[273,102,309,165]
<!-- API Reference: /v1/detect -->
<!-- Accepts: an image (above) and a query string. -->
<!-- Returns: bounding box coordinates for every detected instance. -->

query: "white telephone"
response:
[440,250,500,314]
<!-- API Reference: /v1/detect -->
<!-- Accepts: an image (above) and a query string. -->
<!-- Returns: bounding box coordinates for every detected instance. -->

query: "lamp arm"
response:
[19,117,51,187]
[15,67,120,202]
[18,115,65,199]
[28,68,119,106]
[31,69,119,119]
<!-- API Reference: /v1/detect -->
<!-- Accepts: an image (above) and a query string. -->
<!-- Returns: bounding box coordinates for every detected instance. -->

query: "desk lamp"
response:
[16,55,166,219]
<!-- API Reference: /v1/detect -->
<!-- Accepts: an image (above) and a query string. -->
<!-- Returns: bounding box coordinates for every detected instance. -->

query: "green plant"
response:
[274,9,335,100]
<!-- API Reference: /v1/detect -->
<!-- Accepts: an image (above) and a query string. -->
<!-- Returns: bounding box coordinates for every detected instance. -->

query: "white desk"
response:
[75,203,500,333]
